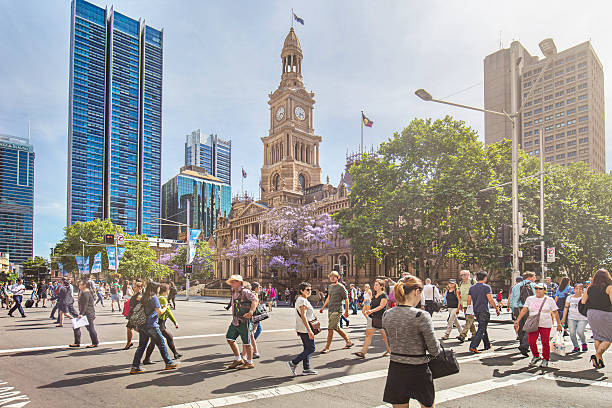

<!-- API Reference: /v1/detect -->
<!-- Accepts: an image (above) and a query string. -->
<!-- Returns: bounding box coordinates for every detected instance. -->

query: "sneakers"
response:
[238,362,255,370]
[227,360,243,369]
[469,348,480,354]
[572,347,580,353]
[287,361,297,376]
[582,344,588,352]
[302,369,318,375]
[529,356,541,366]
[440,335,449,340]
[456,336,465,343]
[165,362,180,370]
[519,347,530,357]
[253,353,260,359]
[142,360,154,365]
[130,367,146,375]
[174,353,183,360]
[540,360,549,368]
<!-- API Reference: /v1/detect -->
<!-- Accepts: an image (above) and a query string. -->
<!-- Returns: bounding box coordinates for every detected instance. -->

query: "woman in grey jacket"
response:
[382,276,441,408]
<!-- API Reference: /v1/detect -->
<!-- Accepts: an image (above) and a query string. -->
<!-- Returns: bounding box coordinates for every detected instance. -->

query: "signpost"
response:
[547,247,555,263]
[116,234,125,246]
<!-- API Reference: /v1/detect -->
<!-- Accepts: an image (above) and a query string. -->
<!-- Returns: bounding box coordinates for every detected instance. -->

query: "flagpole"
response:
[241,167,244,197]
[291,8,293,28]
[360,111,364,155]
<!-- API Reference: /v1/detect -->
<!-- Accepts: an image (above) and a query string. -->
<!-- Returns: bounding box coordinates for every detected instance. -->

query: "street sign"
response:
[116,234,125,246]
[547,247,555,263]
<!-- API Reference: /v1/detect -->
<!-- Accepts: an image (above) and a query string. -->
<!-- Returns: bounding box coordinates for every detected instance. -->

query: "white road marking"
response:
[543,373,612,388]
[0,329,295,355]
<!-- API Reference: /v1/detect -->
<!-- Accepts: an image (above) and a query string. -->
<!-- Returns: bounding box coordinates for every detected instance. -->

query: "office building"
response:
[161,165,231,240]
[484,41,605,172]
[0,134,34,265]
[185,130,231,185]
[67,0,163,236]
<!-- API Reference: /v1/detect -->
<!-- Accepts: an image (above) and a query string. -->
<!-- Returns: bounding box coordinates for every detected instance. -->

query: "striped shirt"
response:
[382,305,441,365]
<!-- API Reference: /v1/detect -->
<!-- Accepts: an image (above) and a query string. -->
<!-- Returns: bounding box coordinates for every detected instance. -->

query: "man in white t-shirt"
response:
[8,278,26,318]
[422,278,441,316]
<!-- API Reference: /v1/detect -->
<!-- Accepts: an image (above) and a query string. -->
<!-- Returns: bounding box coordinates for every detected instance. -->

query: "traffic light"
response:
[496,224,512,246]
[104,234,115,245]
[496,225,504,245]
[533,245,542,262]
[184,264,193,275]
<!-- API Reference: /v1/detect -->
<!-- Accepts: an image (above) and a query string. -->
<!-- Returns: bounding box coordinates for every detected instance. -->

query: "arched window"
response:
[273,174,280,191]
[298,174,306,190]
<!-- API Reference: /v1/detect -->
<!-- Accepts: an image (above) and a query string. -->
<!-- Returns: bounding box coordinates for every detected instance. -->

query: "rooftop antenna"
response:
[28,120,31,142]
[499,30,502,49]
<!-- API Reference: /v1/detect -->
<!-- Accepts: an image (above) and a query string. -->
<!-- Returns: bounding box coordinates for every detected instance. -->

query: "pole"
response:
[539,128,546,280]
[510,43,521,283]
[291,8,293,28]
[360,111,364,155]
[186,199,190,301]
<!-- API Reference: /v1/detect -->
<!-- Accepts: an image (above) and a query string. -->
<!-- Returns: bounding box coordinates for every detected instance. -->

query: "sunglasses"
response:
[535,288,545,290]
[304,288,312,291]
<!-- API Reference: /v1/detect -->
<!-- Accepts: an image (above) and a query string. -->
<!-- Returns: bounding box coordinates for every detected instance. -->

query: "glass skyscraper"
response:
[67,0,163,236]
[0,135,34,265]
[185,130,231,186]
[161,166,232,240]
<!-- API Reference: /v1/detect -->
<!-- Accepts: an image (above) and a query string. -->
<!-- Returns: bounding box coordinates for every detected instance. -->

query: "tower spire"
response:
[280,27,303,88]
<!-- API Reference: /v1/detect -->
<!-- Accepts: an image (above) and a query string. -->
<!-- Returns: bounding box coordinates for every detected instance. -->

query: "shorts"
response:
[38,293,47,299]
[328,311,342,330]
[364,301,371,306]
[226,322,252,345]
[111,294,121,301]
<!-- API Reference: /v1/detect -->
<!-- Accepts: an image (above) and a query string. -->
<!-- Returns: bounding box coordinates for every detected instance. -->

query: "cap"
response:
[534,282,545,289]
[225,275,244,285]
[449,279,456,283]
[515,277,523,282]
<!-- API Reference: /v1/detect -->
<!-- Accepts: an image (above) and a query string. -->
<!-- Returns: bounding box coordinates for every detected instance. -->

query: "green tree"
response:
[22,256,50,282]
[118,235,172,280]
[161,241,215,281]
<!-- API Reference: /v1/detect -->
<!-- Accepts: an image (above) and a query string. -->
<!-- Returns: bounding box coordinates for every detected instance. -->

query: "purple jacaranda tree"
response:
[159,241,214,280]
[224,204,340,282]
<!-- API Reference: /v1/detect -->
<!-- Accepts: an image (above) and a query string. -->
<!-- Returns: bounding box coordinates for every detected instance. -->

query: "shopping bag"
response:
[551,331,566,357]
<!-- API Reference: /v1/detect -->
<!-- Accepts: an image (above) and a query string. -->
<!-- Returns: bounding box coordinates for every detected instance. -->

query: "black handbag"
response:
[371,316,383,329]
[427,345,460,379]
[578,298,589,317]
[252,304,269,323]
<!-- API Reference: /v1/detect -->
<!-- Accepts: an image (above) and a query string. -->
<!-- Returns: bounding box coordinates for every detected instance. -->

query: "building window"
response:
[544,84,552,91]
[545,146,554,152]
[579,126,589,133]
[524,131,533,138]
[566,54,575,62]
[273,174,280,191]
[567,119,576,125]
[17,151,29,186]
[545,156,554,162]
[524,141,533,147]
[578,115,588,123]
[579,137,588,144]
[534,98,542,104]
[544,115,553,121]
[545,135,554,142]
[524,121,532,128]
[534,118,543,124]
[567,97,576,104]
[566,76,576,83]
[578,94,587,101]
[578,104,588,112]
[568,151,577,158]
[577,73,587,80]
[567,108,577,115]
[298,174,306,190]
[555,70,564,76]
[554,80,564,87]
[577,62,587,68]
[556,154,565,160]
[545,125,553,132]
[566,65,575,72]
[525,101,532,107]
[577,83,588,90]
[544,104,553,111]
[579,148,588,155]
[554,91,564,97]
[555,123,565,128]
[524,111,532,118]
[555,101,565,108]
[555,112,565,118]
[523,81,532,88]
[567,87,576,93]
[567,140,577,147]
[534,108,543,114]
[544,94,553,101]
[556,143,565,150]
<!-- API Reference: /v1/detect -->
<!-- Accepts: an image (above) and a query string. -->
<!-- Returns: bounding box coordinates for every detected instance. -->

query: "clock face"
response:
[276,106,285,121]
[295,106,306,121]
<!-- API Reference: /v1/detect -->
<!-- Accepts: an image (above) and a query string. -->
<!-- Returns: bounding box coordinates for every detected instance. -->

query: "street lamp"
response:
[415,38,556,283]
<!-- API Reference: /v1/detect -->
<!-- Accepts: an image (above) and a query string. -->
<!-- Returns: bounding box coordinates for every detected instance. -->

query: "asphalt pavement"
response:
[0,299,609,408]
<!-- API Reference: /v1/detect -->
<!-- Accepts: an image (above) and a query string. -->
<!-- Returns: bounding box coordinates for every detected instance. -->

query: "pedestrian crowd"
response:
[4,267,610,408]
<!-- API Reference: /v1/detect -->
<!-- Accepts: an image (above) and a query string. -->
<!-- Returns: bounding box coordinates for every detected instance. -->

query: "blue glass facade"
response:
[161,166,232,240]
[67,0,163,236]
[185,130,231,185]
[0,135,34,265]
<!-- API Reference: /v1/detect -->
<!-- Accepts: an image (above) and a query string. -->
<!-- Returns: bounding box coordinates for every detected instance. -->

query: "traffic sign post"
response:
[547,247,555,263]
[116,234,125,246]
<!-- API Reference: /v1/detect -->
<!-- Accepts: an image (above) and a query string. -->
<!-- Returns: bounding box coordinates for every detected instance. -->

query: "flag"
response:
[242,167,247,178]
[293,13,304,25]
[91,252,102,274]
[362,112,373,127]
[188,229,201,263]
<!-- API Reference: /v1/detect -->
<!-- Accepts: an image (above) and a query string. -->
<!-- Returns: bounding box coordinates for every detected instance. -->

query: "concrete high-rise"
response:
[0,134,34,265]
[185,130,231,186]
[67,0,163,236]
[484,41,605,172]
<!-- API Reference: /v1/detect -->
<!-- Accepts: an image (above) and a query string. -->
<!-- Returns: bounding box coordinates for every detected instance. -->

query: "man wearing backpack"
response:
[509,271,537,356]
[225,275,258,370]
[457,270,477,342]
[110,279,122,313]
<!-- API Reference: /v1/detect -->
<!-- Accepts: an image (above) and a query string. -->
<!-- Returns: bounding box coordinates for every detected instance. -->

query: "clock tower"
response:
[260,28,322,206]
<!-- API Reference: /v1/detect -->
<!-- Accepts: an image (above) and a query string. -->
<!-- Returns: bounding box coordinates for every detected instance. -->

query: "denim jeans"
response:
[132,326,173,368]
[74,318,99,345]
[340,314,350,328]
[253,322,262,340]
[469,312,491,350]
[292,332,315,369]
[95,293,104,306]
[9,295,25,317]
[568,319,588,348]
[350,300,358,314]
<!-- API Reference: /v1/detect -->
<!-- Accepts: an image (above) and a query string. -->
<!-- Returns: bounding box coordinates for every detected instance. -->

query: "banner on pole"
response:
[106,246,116,270]
[188,229,201,264]
[82,256,90,274]
[91,252,102,274]
[58,261,66,276]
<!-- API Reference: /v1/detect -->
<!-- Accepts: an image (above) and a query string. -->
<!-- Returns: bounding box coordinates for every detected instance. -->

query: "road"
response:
[0,298,610,408]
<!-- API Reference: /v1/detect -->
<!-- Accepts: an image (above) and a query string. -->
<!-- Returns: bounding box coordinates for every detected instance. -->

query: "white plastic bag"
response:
[551,331,566,356]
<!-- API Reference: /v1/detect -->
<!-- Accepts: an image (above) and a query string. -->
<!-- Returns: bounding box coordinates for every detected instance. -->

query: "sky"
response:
[0,0,610,259]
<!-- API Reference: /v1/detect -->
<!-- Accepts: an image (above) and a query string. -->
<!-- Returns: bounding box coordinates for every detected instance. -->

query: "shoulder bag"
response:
[252,303,269,323]
[578,295,590,317]
[296,307,321,335]
[522,296,547,333]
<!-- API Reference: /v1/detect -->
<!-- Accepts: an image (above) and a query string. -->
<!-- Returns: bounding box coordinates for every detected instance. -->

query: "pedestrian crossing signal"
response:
[184,264,193,274]
[104,234,115,245]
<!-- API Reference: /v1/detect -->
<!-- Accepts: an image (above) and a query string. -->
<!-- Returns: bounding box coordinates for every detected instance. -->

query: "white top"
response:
[422,284,441,301]
[295,296,315,333]
[363,290,372,302]
[524,295,558,328]
[10,284,25,296]
[566,295,588,321]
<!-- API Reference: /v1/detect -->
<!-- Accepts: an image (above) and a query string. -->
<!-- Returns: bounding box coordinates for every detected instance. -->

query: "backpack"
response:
[110,284,117,295]
[127,301,147,329]
[518,282,534,305]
